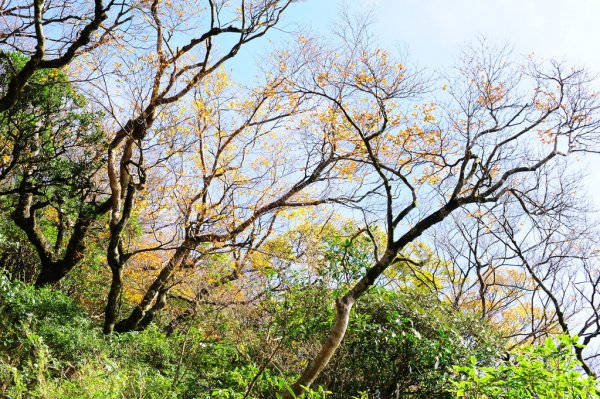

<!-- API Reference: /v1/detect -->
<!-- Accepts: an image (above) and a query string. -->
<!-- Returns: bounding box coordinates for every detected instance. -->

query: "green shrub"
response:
[451,335,600,399]
[0,275,312,398]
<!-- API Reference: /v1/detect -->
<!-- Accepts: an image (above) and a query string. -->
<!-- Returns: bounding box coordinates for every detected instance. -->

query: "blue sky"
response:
[228,0,600,204]
[282,0,600,69]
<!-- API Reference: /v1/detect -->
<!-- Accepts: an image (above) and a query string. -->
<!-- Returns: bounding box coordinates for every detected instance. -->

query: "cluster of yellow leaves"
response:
[124,244,170,303]
[533,88,559,112]
[0,153,11,168]
[476,82,507,108]
[537,128,556,145]
[44,207,60,225]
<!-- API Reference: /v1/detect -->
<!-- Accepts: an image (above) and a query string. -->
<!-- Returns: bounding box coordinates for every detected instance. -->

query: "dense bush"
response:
[262,285,503,399]
[0,275,312,398]
[0,274,508,398]
[452,335,600,398]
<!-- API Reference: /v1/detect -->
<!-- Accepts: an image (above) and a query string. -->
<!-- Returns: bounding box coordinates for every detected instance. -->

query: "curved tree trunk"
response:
[282,251,396,398]
[282,199,465,396]
[34,261,71,287]
[282,296,355,399]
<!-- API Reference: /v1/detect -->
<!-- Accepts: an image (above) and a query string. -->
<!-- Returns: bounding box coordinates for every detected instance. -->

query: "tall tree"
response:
[281,29,600,396]
[82,0,310,333]
[0,52,109,286]
[109,59,356,332]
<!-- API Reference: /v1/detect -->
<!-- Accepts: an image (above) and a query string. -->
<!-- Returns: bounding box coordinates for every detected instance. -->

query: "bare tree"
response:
[473,164,600,375]
[80,0,300,333]
[0,0,131,111]
[109,70,356,332]
[280,26,600,396]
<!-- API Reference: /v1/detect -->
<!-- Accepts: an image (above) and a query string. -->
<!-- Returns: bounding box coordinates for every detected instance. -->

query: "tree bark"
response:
[104,265,124,333]
[34,261,70,287]
[113,243,192,332]
[282,296,355,399]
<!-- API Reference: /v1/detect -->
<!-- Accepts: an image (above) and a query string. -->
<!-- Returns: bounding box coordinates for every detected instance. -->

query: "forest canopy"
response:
[1,1,600,398]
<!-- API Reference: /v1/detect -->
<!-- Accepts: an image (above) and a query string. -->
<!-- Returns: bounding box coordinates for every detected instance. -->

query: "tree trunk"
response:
[113,243,191,332]
[34,261,69,287]
[282,296,355,399]
[137,288,168,330]
[104,266,124,333]
[12,179,102,287]
[282,249,402,397]
[33,218,92,287]
[282,199,466,396]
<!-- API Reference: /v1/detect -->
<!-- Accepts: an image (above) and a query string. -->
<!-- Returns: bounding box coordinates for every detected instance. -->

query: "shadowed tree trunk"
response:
[11,180,110,287]
[112,243,192,333]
